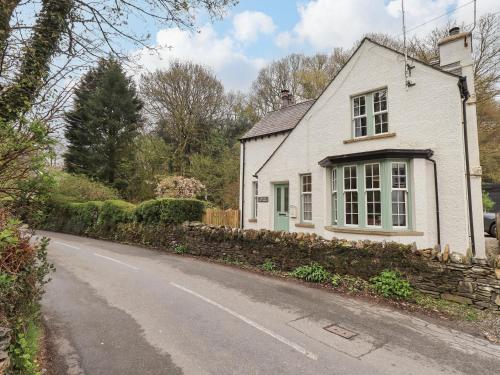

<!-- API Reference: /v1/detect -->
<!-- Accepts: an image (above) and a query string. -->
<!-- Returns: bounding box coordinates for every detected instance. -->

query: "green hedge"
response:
[41,197,204,235]
[135,198,205,224]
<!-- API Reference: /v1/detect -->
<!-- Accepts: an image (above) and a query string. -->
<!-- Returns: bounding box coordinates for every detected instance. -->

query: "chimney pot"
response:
[449,26,460,36]
[281,89,293,108]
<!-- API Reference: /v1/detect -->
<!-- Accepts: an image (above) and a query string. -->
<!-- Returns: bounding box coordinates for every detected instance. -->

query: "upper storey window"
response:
[351,88,388,138]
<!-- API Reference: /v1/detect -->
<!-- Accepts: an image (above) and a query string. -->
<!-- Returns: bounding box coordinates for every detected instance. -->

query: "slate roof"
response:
[240,100,315,140]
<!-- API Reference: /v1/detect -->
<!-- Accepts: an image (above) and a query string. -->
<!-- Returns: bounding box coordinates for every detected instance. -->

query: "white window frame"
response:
[365,163,382,228]
[391,162,408,229]
[343,165,358,226]
[300,174,312,222]
[352,95,367,138]
[373,89,388,135]
[332,168,338,225]
[251,181,258,219]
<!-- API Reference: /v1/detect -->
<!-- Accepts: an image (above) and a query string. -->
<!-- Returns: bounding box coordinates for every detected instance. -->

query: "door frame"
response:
[273,183,290,232]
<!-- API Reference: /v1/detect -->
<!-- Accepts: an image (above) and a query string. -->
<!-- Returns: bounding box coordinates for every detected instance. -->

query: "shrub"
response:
[50,171,119,202]
[370,270,412,299]
[155,176,205,199]
[261,259,276,272]
[174,245,188,254]
[135,198,204,224]
[0,209,53,374]
[291,263,331,283]
[97,200,136,232]
[483,191,495,212]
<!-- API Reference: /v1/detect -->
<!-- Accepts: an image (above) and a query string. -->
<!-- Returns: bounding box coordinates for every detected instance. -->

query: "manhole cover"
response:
[323,324,357,339]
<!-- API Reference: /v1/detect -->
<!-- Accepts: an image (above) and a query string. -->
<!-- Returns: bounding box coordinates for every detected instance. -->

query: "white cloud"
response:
[275,31,293,49]
[232,11,276,42]
[132,25,266,91]
[278,0,499,50]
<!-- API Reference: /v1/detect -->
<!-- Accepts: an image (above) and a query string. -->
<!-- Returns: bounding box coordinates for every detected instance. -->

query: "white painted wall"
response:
[240,134,287,230]
[243,39,484,257]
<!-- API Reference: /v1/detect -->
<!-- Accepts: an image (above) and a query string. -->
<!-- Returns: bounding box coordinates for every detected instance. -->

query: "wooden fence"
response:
[202,208,240,228]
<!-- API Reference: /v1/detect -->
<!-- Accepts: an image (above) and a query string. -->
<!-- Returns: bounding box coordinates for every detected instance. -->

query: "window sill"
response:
[295,223,315,228]
[248,218,257,223]
[324,226,423,236]
[343,132,396,144]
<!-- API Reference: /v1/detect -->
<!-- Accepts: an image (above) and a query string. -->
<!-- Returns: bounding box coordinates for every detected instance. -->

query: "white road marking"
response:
[170,282,318,361]
[93,253,140,271]
[54,241,81,250]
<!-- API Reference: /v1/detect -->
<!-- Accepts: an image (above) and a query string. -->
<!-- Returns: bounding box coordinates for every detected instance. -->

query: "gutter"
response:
[240,141,245,229]
[458,76,475,256]
[426,154,441,248]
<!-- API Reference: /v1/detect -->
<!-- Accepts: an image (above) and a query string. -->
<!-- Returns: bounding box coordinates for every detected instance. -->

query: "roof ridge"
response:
[265,99,316,115]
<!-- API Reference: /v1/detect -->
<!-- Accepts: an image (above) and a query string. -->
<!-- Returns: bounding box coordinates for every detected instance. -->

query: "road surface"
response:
[39,230,500,375]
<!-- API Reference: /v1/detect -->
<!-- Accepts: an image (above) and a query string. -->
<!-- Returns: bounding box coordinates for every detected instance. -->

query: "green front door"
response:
[274,184,289,232]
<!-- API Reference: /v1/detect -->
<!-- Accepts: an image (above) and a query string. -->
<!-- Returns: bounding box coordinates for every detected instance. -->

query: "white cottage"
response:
[239,29,486,258]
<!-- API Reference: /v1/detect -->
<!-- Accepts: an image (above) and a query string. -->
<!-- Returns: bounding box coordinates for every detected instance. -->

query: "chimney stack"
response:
[281,89,294,108]
[438,27,473,77]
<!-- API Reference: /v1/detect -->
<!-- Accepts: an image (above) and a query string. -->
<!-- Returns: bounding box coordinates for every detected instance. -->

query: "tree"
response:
[250,50,350,116]
[0,0,237,125]
[64,58,142,189]
[140,62,226,174]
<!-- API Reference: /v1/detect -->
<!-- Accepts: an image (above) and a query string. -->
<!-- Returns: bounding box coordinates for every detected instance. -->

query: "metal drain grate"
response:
[323,324,357,339]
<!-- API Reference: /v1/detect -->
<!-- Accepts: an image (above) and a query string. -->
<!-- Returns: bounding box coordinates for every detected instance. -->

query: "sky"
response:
[87,0,500,93]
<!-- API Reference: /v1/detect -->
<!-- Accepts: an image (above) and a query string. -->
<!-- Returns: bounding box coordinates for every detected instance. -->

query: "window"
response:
[252,181,258,219]
[351,88,389,138]
[332,169,338,225]
[344,166,358,225]
[352,96,367,137]
[301,174,312,221]
[391,162,407,227]
[365,163,381,227]
[373,89,388,134]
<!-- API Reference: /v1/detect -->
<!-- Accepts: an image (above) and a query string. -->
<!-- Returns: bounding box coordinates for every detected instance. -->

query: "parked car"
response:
[484,212,496,237]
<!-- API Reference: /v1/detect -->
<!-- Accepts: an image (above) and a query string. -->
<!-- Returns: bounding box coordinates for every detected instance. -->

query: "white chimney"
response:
[438,27,475,97]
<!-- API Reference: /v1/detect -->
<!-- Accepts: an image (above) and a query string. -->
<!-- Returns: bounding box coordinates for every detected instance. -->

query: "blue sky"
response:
[129,0,498,92]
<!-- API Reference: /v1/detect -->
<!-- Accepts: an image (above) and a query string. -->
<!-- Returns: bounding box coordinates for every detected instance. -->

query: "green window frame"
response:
[331,159,412,231]
[300,174,312,222]
[351,88,389,138]
[251,181,258,219]
[331,169,338,225]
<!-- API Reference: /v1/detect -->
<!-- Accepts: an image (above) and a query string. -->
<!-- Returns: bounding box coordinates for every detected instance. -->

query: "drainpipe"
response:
[458,76,475,256]
[426,155,441,248]
[240,141,245,229]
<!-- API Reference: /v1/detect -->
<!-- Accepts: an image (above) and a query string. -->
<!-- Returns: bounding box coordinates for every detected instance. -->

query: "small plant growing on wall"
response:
[291,263,331,283]
[370,270,412,299]
[260,259,276,272]
[174,245,188,254]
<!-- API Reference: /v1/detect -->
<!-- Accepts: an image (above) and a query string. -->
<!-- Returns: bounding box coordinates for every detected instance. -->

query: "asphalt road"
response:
[39,231,500,375]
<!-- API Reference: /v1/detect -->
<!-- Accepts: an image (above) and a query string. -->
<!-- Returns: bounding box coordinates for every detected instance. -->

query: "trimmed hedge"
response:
[135,198,205,225]
[41,197,204,235]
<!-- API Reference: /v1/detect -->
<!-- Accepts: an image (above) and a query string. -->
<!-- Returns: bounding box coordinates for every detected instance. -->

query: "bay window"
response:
[330,159,411,230]
[365,163,381,227]
[332,169,338,225]
[391,162,408,227]
[343,165,358,225]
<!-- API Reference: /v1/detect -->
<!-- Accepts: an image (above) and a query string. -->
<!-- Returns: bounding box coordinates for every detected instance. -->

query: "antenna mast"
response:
[401,0,415,87]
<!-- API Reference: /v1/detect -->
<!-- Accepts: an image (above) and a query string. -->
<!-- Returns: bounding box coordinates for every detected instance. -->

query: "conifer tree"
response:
[64,58,143,190]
